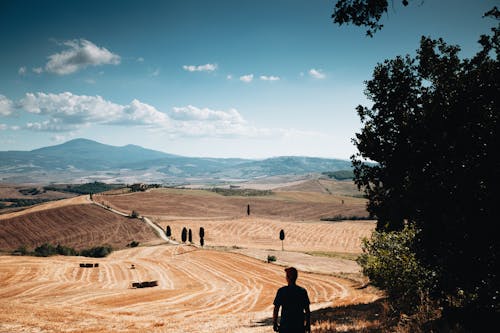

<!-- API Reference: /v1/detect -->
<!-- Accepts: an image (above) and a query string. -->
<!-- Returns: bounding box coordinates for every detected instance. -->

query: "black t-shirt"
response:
[273,284,310,331]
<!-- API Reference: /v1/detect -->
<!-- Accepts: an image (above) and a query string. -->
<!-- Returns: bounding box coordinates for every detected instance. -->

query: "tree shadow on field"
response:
[251,299,386,332]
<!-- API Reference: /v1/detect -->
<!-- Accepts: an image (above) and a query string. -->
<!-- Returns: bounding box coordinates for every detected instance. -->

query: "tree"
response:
[332,0,410,37]
[199,227,205,247]
[188,229,192,243]
[166,225,171,238]
[352,14,499,326]
[181,227,187,243]
[279,229,285,251]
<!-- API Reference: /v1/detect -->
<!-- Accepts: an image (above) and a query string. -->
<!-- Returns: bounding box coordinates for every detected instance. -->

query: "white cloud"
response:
[182,63,217,72]
[0,123,7,130]
[0,95,14,116]
[5,91,323,141]
[227,74,233,80]
[18,66,27,76]
[45,39,121,75]
[309,68,326,79]
[137,57,144,62]
[170,105,245,124]
[19,92,169,132]
[260,75,280,81]
[32,67,43,74]
[239,74,254,83]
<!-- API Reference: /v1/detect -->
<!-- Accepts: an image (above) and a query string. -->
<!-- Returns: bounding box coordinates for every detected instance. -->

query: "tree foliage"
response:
[352,14,499,324]
[332,0,410,37]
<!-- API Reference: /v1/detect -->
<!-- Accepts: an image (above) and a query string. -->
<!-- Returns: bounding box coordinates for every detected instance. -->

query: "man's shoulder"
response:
[294,285,308,293]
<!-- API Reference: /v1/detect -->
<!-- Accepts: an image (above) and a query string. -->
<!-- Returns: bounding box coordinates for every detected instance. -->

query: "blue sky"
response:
[0,0,497,158]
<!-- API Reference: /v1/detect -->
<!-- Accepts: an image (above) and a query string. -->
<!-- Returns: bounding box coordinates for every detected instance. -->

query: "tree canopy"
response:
[332,0,409,37]
[352,11,499,326]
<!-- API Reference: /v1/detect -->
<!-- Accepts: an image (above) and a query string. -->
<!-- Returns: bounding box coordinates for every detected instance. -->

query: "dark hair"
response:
[285,267,298,282]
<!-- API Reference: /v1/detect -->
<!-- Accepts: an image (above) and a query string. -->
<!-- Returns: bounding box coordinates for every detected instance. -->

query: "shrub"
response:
[130,210,139,218]
[267,255,277,263]
[357,223,436,314]
[80,246,113,258]
[127,241,139,248]
[34,243,56,257]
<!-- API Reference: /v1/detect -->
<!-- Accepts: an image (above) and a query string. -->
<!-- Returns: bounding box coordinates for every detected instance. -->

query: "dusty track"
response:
[0,246,380,333]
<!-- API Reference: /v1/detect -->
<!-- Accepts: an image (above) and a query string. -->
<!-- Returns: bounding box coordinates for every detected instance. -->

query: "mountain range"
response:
[0,138,353,184]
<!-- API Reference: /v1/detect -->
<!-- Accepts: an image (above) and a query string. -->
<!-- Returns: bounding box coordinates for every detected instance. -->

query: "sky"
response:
[0,0,497,159]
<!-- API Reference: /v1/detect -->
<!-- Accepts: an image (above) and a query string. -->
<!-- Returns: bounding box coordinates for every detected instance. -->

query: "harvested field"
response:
[0,245,381,333]
[0,183,77,200]
[0,187,383,332]
[0,202,158,251]
[157,218,375,254]
[95,188,368,221]
[0,195,90,219]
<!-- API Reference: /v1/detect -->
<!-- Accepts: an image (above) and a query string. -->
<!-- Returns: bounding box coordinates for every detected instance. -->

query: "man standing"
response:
[273,267,311,333]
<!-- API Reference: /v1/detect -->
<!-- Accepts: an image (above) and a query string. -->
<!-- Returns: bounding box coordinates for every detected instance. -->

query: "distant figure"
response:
[273,267,311,333]
[247,204,250,216]
[130,264,135,269]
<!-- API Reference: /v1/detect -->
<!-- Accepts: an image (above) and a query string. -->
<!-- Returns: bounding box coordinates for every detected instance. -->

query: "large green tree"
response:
[352,12,499,325]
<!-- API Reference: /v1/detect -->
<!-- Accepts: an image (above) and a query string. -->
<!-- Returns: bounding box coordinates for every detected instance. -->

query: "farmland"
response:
[0,182,382,332]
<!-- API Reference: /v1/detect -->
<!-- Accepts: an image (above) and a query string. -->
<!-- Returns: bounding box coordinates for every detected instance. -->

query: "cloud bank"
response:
[3,92,313,139]
[45,39,121,75]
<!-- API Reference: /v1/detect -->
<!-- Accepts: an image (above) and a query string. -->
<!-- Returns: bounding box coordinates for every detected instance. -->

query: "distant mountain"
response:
[0,138,353,184]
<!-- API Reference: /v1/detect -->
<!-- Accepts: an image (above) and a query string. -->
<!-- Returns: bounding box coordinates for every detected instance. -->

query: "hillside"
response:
[0,138,353,184]
[0,199,158,252]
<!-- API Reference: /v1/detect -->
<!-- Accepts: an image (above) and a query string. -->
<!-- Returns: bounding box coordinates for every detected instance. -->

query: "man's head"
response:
[285,267,298,285]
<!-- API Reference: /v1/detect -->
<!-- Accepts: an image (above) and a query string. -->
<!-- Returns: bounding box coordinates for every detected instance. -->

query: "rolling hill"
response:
[0,138,353,184]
